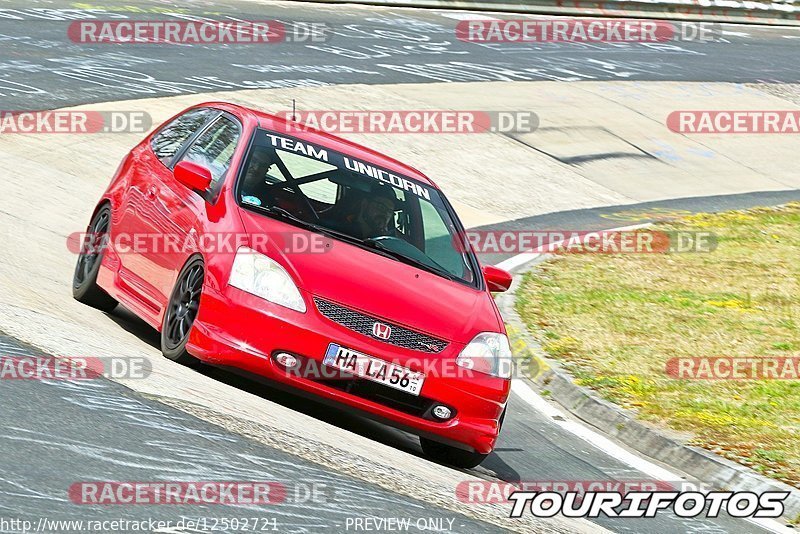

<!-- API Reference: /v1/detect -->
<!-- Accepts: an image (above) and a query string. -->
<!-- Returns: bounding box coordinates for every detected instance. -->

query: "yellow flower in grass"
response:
[706,299,751,311]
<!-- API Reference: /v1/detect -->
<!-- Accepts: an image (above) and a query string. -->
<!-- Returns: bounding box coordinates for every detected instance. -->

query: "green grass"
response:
[516,203,800,488]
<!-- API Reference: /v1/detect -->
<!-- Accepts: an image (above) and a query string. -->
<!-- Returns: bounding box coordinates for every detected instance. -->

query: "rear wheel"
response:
[420,438,489,469]
[161,257,204,366]
[72,205,117,312]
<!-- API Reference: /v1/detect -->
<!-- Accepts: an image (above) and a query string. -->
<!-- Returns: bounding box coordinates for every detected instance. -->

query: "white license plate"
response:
[324,343,425,396]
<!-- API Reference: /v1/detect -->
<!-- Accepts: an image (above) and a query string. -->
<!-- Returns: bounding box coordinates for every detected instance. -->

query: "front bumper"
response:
[187,285,510,454]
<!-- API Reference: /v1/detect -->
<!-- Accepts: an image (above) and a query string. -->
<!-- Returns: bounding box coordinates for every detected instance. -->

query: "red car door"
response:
[113,107,217,321]
[143,113,243,317]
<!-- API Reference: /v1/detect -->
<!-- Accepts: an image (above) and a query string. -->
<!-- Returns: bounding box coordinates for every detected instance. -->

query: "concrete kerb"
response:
[495,250,800,521]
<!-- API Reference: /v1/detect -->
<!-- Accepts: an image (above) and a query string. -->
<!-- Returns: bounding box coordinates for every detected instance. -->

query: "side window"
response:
[151,108,214,165]
[179,115,241,189]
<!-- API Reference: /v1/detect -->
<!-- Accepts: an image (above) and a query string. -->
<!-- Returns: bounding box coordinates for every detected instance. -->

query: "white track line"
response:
[511,379,792,532]
[510,380,676,480]
[496,226,793,533]
[721,30,752,37]
[436,12,501,20]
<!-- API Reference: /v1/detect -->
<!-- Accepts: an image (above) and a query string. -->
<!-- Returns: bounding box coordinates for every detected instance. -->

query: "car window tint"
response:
[151,108,214,165]
[240,146,289,201]
[180,115,240,189]
[420,200,465,278]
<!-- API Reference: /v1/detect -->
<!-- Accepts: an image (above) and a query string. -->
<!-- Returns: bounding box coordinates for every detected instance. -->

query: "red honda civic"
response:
[73,102,514,467]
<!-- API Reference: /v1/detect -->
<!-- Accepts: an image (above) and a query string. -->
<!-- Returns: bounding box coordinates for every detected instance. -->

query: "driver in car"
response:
[241,147,275,195]
[344,183,398,239]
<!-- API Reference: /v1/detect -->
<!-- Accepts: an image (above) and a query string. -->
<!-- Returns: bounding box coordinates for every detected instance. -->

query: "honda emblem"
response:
[372,322,391,340]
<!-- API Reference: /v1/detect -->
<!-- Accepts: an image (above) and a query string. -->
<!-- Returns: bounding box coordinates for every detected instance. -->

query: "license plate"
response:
[324,343,425,396]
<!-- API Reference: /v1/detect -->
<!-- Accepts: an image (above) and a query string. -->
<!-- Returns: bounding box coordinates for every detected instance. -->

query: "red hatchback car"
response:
[73,102,514,467]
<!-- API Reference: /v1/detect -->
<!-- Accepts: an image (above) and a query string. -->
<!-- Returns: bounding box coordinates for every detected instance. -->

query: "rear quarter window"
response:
[151,108,216,165]
[179,115,241,189]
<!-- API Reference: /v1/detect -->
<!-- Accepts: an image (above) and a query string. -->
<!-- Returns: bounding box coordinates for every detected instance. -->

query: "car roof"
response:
[197,101,439,188]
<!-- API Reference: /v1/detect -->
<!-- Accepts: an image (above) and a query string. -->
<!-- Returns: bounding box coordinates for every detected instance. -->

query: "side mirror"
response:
[483,265,512,293]
[174,161,212,193]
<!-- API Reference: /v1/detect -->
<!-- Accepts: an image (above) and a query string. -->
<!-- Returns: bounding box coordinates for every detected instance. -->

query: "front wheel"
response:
[160,257,204,366]
[420,438,489,469]
[73,205,117,312]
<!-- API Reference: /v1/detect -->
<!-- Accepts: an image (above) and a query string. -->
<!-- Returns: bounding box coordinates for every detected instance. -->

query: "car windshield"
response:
[236,128,477,286]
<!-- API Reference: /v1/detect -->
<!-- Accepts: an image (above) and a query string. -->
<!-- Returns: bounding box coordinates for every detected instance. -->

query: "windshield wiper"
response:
[254,204,313,228]
[250,205,337,238]
[246,204,335,239]
[363,238,460,283]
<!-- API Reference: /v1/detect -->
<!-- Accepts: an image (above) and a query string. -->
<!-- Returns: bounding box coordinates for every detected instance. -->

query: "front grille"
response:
[314,298,449,354]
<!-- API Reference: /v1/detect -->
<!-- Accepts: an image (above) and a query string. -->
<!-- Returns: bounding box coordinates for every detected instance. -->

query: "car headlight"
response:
[228,247,306,313]
[456,332,512,379]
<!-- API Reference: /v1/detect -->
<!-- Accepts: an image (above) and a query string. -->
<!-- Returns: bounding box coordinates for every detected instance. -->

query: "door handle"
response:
[145,186,158,200]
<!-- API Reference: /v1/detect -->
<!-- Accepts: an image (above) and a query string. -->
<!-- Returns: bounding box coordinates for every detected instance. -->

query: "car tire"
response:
[160,256,204,366]
[419,437,489,469]
[73,205,118,313]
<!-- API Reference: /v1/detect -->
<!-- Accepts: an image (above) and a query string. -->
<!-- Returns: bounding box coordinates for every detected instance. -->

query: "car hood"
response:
[238,209,502,343]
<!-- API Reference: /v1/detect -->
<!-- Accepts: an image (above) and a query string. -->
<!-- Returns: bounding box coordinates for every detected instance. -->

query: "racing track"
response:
[1,0,800,110]
[1,1,800,533]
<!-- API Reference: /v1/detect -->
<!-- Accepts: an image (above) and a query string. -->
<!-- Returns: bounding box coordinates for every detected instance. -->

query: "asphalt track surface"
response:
[0,335,503,533]
[1,0,800,533]
[0,0,800,110]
